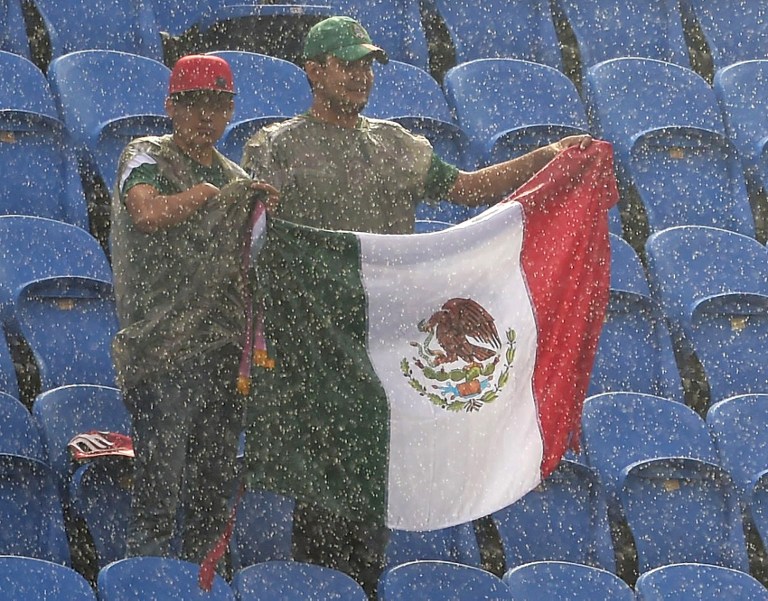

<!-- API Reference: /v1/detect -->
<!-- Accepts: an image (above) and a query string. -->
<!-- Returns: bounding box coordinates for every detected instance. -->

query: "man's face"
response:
[309,55,375,115]
[166,91,234,150]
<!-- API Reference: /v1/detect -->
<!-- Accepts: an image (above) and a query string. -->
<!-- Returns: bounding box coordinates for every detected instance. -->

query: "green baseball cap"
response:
[303,16,389,64]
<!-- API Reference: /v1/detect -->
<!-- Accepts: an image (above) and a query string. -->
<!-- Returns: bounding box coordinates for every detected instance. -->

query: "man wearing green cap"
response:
[241,14,592,596]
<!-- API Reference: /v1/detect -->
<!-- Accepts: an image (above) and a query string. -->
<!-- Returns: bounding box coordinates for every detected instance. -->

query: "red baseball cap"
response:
[169,54,235,96]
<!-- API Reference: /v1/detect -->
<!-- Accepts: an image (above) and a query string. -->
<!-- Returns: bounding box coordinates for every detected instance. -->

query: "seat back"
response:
[681,0,768,71]
[644,226,768,400]
[552,0,689,74]
[97,556,235,600]
[707,394,768,499]
[0,454,70,565]
[431,0,562,69]
[28,0,163,63]
[385,522,482,569]
[0,329,20,400]
[635,562,768,600]
[620,457,748,572]
[32,384,130,489]
[230,488,295,571]
[0,51,88,228]
[47,49,172,190]
[0,0,30,57]
[231,561,368,600]
[502,560,635,600]
[581,392,720,512]
[148,0,209,35]
[0,391,45,461]
[589,235,684,401]
[491,460,615,572]
[443,58,589,165]
[378,560,512,600]
[0,555,97,600]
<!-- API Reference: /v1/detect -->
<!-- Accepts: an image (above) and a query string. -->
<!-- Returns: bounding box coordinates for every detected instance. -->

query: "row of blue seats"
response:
[5,379,768,578]
[4,47,768,241]
[0,212,763,407]
[1,0,766,80]
[10,554,768,600]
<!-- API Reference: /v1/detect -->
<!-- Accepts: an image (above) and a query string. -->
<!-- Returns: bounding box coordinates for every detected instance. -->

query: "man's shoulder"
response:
[124,133,173,154]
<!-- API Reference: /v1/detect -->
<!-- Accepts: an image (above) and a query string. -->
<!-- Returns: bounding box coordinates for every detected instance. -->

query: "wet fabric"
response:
[110,134,255,388]
[241,114,458,234]
[244,141,618,530]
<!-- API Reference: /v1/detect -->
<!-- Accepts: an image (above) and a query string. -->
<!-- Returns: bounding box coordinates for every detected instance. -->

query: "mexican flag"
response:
[244,141,618,531]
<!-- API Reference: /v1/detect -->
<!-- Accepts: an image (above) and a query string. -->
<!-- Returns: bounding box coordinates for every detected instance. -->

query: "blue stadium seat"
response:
[680,0,768,72]
[620,457,748,572]
[588,234,684,401]
[97,556,235,600]
[31,384,131,492]
[378,560,512,600]
[385,522,482,569]
[502,560,635,600]
[0,51,89,229]
[707,394,768,501]
[0,216,113,339]
[0,391,45,461]
[583,57,755,237]
[749,470,768,554]
[231,561,368,600]
[427,0,562,69]
[0,453,71,565]
[443,58,590,166]
[26,0,163,64]
[644,225,768,402]
[551,0,690,77]
[147,0,209,36]
[0,555,98,600]
[635,562,768,600]
[0,330,20,401]
[713,60,768,203]
[68,457,132,569]
[491,460,615,572]
[581,392,720,516]
[330,0,430,70]
[0,0,30,57]
[207,50,311,163]
[230,488,295,571]
[47,49,172,192]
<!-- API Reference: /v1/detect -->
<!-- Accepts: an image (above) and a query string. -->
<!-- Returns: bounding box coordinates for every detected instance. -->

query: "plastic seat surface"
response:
[0,555,97,600]
[377,560,512,600]
[502,560,635,600]
[635,562,768,600]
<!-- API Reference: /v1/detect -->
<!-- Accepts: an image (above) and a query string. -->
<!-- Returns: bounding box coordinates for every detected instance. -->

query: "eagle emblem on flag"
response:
[401,297,516,412]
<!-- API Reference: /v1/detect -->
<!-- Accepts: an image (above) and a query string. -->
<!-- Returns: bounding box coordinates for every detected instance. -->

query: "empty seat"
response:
[429,0,562,69]
[26,0,163,66]
[31,384,131,491]
[644,225,768,402]
[231,561,368,600]
[0,555,97,600]
[551,0,690,77]
[230,488,295,571]
[680,0,768,72]
[583,57,755,237]
[492,460,615,572]
[378,560,512,600]
[635,562,768,600]
[621,457,748,572]
[502,560,635,600]
[0,391,45,461]
[97,556,235,600]
[385,522,482,569]
[0,454,71,565]
[581,392,720,515]
[206,50,310,163]
[0,51,89,229]
[707,394,768,500]
[0,0,30,58]
[588,234,684,401]
[443,58,590,166]
[47,49,172,193]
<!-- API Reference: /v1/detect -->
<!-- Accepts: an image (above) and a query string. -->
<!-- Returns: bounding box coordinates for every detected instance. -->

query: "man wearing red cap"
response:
[110,54,277,564]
